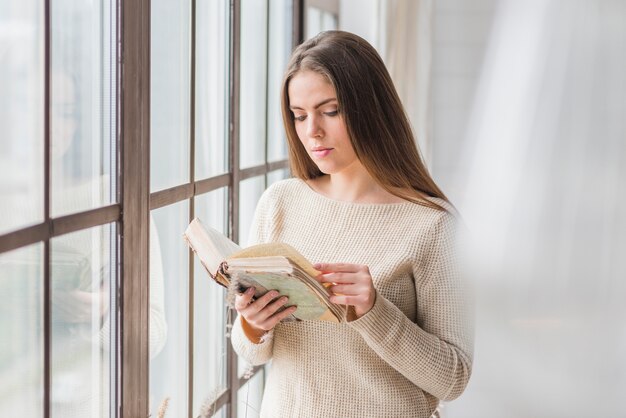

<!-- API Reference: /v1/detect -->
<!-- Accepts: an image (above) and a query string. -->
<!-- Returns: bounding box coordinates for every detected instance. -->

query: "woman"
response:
[231,30,473,418]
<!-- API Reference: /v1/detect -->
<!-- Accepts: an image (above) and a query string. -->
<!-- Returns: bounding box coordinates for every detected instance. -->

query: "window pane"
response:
[0,244,43,417]
[0,3,44,234]
[150,201,189,417]
[305,7,337,40]
[51,0,116,217]
[240,0,268,169]
[214,406,227,418]
[267,0,292,162]
[151,0,191,192]
[195,0,229,179]
[239,176,266,246]
[50,223,116,418]
[193,188,228,415]
[267,169,290,187]
[305,6,322,39]
[237,369,264,418]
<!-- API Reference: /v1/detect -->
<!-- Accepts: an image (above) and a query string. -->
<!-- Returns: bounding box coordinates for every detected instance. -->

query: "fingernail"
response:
[245,287,254,295]
[280,296,288,303]
[269,291,279,298]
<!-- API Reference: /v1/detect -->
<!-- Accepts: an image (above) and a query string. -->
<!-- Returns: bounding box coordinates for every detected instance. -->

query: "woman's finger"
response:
[330,294,372,306]
[256,296,290,321]
[247,290,280,315]
[320,271,371,283]
[263,305,298,329]
[313,262,360,273]
[329,284,361,295]
[234,287,256,311]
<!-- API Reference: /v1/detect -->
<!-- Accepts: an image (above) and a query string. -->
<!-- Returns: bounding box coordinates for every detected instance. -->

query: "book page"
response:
[229,242,321,278]
[183,218,241,280]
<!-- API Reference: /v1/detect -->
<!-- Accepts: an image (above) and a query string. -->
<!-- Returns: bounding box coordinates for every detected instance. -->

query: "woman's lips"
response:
[312,148,333,158]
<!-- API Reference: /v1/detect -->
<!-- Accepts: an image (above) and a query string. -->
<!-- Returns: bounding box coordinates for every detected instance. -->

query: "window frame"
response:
[0,1,303,417]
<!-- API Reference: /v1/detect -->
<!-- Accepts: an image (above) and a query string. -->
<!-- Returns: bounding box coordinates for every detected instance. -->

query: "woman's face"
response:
[288,70,361,176]
[51,72,78,161]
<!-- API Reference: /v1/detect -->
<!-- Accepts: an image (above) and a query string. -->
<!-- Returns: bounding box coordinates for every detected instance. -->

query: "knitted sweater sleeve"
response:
[230,187,276,365]
[348,211,474,401]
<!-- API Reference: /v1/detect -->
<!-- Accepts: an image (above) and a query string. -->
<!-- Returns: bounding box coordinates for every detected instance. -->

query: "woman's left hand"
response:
[313,262,376,319]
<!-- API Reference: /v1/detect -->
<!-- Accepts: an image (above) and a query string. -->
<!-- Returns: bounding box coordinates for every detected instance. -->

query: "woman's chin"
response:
[314,165,337,175]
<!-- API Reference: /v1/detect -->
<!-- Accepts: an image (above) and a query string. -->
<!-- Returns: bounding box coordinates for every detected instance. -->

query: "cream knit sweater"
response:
[231,178,473,418]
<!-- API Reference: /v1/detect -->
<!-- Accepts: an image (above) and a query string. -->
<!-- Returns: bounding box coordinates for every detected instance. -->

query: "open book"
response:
[183,218,347,323]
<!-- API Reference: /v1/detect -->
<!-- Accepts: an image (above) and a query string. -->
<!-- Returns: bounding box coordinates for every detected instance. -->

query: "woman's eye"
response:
[294,115,306,122]
[324,110,338,117]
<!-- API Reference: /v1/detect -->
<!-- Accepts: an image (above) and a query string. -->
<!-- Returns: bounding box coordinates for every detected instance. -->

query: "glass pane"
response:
[322,11,338,31]
[150,201,189,417]
[0,244,43,417]
[195,0,229,179]
[267,0,292,162]
[50,223,116,417]
[0,3,44,234]
[305,6,322,39]
[214,406,227,418]
[240,0,268,169]
[267,169,290,187]
[305,7,337,40]
[151,0,191,192]
[239,176,266,246]
[51,0,116,217]
[193,188,228,416]
[237,369,264,418]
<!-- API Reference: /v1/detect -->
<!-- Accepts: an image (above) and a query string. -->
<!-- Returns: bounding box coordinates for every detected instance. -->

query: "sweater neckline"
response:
[294,178,415,208]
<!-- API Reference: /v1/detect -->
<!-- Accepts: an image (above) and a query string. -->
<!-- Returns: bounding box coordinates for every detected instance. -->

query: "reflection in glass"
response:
[193,188,228,416]
[240,0,268,169]
[214,406,227,418]
[237,368,264,418]
[239,176,266,247]
[50,224,116,418]
[196,0,229,179]
[267,0,293,162]
[0,3,44,234]
[50,0,116,217]
[0,244,43,417]
[150,201,189,417]
[151,0,191,192]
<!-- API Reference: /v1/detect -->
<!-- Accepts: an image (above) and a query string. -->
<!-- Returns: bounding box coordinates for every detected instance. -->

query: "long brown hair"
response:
[281,30,450,211]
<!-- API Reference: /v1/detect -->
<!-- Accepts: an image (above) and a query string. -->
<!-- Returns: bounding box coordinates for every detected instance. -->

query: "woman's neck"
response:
[311,164,407,204]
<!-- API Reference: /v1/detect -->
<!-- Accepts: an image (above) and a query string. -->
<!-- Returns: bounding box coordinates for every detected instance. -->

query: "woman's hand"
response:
[234,287,297,343]
[314,263,377,318]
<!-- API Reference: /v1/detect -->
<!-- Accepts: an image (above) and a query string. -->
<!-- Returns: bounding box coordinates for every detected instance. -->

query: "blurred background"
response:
[1,0,625,417]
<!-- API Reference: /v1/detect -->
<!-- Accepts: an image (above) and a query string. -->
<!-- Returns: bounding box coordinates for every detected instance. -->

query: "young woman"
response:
[231,30,473,417]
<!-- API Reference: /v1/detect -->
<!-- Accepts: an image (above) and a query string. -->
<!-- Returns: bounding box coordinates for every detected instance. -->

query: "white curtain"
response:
[446,0,626,416]
[340,0,433,165]
[379,0,433,166]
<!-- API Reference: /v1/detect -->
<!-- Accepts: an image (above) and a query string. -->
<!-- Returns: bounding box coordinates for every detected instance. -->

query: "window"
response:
[304,0,339,39]
[0,1,303,417]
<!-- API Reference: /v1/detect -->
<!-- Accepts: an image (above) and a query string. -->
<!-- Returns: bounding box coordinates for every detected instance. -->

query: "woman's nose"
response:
[306,116,323,138]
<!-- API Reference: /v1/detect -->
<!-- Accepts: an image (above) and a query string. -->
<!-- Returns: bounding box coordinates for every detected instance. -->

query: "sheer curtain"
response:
[445,0,626,416]
[380,0,433,165]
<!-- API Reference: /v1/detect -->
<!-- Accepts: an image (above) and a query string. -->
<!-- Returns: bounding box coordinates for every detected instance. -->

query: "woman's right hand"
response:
[234,287,297,343]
